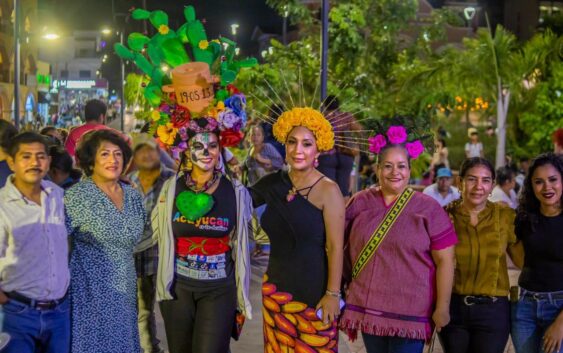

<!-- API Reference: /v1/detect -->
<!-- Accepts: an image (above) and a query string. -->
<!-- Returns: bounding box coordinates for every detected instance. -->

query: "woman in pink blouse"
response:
[341,143,457,353]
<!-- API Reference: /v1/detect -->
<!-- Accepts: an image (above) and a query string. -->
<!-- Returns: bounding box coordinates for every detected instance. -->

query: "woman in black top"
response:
[512,153,563,353]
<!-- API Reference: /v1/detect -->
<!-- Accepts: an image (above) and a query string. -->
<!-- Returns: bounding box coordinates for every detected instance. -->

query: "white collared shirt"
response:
[0,176,70,300]
[423,183,461,207]
[489,185,518,209]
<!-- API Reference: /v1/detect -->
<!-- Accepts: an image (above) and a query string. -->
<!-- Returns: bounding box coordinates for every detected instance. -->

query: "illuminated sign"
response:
[53,80,96,89]
[36,74,51,85]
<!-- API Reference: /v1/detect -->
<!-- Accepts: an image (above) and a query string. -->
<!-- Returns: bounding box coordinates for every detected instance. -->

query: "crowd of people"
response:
[0,98,561,353]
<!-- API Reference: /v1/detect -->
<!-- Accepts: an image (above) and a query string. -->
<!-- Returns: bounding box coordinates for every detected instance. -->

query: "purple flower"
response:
[368,134,387,154]
[405,140,425,159]
[386,125,408,144]
[218,109,241,130]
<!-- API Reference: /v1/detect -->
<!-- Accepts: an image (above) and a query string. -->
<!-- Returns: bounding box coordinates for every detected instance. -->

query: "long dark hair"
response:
[517,153,563,225]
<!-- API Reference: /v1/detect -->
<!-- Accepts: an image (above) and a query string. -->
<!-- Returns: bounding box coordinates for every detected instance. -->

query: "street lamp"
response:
[231,24,239,36]
[101,28,112,35]
[43,33,60,40]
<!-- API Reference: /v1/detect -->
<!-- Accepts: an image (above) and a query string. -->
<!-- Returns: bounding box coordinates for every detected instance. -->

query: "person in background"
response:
[490,166,518,209]
[465,128,484,158]
[58,128,69,145]
[0,120,18,188]
[39,126,63,146]
[342,141,457,353]
[553,128,563,155]
[128,135,174,353]
[262,104,285,160]
[244,124,284,186]
[516,157,531,190]
[65,129,145,353]
[423,167,460,207]
[47,146,81,190]
[440,157,523,353]
[512,153,563,353]
[318,96,363,199]
[65,99,112,158]
[430,138,450,169]
[0,132,70,353]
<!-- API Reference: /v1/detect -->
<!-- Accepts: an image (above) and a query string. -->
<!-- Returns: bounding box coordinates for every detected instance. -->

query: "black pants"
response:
[439,294,510,353]
[159,280,236,353]
[317,153,354,196]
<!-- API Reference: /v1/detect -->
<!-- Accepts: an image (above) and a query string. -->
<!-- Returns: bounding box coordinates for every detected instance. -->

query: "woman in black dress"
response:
[251,107,345,353]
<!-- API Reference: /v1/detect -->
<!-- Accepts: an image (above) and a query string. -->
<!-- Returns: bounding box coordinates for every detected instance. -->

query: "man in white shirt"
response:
[423,167,460,207]
[0,132,70,353]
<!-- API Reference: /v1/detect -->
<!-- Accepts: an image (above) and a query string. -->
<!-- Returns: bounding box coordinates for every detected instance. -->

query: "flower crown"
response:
[368,125,425,159]
[272,107,335,152]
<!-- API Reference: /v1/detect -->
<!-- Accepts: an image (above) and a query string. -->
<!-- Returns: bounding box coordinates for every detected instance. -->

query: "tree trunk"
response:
[495,83,510,168]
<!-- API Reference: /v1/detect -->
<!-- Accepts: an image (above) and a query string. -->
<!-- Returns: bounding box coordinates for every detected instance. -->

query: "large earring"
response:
[314,157,319,168]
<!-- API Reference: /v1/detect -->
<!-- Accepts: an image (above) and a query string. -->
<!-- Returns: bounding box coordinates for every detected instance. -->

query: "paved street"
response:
[152,257,520,353]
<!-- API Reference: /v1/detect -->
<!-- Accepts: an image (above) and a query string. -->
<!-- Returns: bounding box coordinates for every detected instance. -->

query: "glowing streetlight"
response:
[161,65,169,72]
[235,48,240,55]
[231,24,239,36]
[43,33,60,40]
[101,28,112,35]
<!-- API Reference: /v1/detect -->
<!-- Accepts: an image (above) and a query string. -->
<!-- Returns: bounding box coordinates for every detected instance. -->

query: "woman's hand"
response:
[543,317,563,353]
[432,306,450,332]
[316,295,341,324]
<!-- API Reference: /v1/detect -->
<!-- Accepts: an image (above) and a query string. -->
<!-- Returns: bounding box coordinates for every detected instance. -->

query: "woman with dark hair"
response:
[431,138,450,169]
[48,146,81,189]
[342,126,457,353]
[489,166,518,209]
[148,117,252,353]
[511,153,563,353]
[439,157,523,353]
[64,129,146,353]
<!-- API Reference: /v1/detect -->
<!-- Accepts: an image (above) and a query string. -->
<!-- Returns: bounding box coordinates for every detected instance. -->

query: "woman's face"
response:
[377,147,410,195]
[531,164,562,210]
[188,132,220,172]
[460,165,494,208]
[250,126,264,146]
[92,141,124,181]
[285,126,319,171]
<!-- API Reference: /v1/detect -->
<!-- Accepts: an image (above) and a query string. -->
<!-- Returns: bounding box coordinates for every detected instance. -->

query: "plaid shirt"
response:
[129,167,175,277]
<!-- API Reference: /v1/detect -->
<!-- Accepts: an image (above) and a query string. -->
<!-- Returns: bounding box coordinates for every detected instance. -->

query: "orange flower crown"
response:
[272,107,335,152]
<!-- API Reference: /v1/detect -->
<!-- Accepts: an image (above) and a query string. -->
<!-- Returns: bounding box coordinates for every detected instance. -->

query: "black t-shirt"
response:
[516,213,563,292]
[172,175,236,289]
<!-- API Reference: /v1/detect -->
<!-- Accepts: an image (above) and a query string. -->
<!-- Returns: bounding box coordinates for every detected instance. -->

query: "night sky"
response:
[41,0,287,93]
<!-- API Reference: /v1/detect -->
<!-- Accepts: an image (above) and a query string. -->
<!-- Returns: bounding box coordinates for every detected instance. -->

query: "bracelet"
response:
[325,289,341,298]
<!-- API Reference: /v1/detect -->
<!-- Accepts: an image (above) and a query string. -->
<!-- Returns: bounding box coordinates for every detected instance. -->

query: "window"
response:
[60,70,69,78]
[79,70,91,78]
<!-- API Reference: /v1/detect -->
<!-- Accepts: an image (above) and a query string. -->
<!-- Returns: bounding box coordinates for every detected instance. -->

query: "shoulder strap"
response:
[352,188,415,279]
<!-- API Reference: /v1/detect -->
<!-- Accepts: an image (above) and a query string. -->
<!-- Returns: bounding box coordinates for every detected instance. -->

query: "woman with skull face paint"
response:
[147,117,253,353]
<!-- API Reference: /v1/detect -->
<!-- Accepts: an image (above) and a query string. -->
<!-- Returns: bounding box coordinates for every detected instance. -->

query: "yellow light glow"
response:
[101,28,112,35]
[44,33,60,40]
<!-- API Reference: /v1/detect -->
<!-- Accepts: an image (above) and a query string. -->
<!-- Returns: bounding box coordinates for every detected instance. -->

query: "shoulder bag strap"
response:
[352,188,415,279]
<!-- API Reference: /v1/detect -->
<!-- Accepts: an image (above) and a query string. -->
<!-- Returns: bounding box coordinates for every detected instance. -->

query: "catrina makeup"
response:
[188,132,220,172]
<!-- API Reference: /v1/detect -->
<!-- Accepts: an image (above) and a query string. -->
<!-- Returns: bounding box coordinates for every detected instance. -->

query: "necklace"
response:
[286,172,323,202]
[185,172,220,193]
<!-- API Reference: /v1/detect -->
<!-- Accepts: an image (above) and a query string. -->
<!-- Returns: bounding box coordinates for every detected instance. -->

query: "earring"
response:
[314,157,319,168]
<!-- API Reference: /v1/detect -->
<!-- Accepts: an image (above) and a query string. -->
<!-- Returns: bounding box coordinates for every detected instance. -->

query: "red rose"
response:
[170,105,191,128]
[220,129,243,147]
[226,84,240,95]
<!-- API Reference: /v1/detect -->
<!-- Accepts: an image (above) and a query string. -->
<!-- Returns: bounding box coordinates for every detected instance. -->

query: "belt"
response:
[6,291,68,310]
[522,290,563,301]
[455,294,502,306]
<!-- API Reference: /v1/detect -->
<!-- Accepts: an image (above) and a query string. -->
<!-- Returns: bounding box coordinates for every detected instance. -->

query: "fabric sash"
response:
[352,188,415,279]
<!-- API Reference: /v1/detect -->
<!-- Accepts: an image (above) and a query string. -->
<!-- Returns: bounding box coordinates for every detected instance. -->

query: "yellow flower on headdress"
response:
[158,25,170,35]
[273,107,334,152]
[198,40,209,50]
[216,101,225,111]
[151,110,161,122]
[157,123,178,146]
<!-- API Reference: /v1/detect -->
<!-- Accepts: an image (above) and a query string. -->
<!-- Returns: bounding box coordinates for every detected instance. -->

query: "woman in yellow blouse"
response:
[439,157,524,353]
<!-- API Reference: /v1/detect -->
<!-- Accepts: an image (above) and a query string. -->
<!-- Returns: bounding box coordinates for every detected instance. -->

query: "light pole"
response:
[282,6,288,45]
[13,0,20,128]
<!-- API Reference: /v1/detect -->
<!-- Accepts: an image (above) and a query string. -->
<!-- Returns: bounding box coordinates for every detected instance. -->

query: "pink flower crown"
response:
[368,125,425,159]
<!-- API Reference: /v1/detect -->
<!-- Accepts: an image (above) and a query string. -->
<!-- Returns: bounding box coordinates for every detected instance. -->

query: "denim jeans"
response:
[1,297,70,353]
[511,289,563,353]
[361,333,425,353]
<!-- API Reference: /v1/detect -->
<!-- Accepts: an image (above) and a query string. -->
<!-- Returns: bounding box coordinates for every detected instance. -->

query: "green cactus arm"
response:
[149,10,168,28]
[146,43,163,67]
[161,38,190,67]
[184,6,196,22]
[132,9,150,20]
[114,43,136,60]
[127,33,150,52]
[177,23,189,43]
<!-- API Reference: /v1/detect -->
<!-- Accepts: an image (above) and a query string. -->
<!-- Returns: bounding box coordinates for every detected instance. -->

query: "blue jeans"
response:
[511,289,563,353]
[362,333,425,353]
[1,297,70,353]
